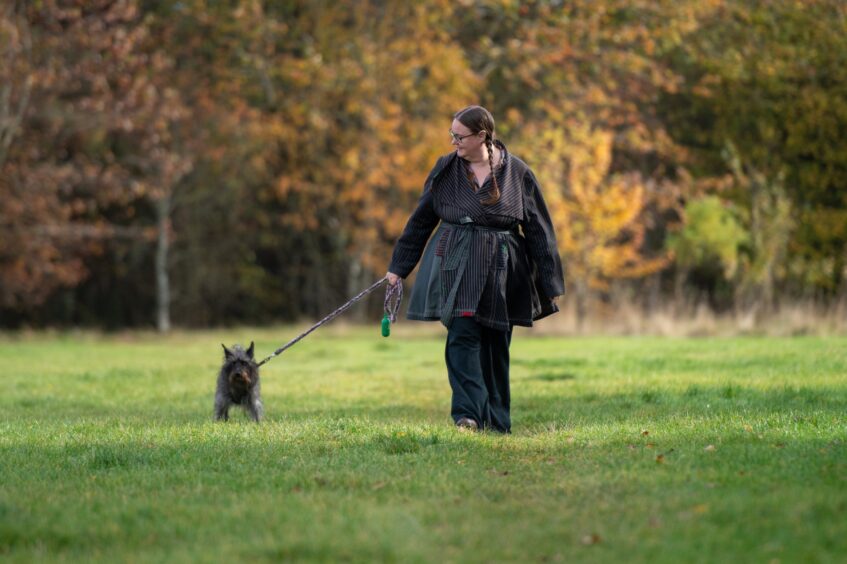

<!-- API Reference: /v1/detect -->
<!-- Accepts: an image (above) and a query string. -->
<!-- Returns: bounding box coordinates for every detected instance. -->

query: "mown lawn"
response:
[1,327,845,563]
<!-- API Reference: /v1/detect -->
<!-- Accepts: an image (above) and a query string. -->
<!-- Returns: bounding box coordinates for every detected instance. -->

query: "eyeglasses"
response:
[449,130,479,143]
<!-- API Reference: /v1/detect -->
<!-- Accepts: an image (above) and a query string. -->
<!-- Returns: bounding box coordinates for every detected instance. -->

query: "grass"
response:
[0,326,845,562]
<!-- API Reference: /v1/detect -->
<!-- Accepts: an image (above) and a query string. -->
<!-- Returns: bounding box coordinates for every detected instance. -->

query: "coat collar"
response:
[434,140,523,221]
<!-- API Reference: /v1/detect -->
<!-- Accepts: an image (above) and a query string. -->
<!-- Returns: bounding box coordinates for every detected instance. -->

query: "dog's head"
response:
[221,342,258,387]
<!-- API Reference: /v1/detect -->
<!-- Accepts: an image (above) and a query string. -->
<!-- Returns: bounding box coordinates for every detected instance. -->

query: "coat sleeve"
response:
[521,168,565,299]
[388,167,441,279]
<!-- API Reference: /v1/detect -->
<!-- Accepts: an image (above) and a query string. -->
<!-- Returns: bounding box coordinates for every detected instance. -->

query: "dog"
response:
[214,342,263,422]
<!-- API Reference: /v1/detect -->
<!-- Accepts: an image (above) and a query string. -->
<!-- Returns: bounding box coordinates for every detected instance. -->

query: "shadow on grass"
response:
[511,384,847,431]
[260,385,847,442]
[526,372,577,382]
[5,383,846,437]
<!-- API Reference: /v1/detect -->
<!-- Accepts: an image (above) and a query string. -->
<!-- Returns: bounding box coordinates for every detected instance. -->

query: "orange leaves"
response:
[257,5,478,277]
[524,120,669,295]
[274,176,294,199]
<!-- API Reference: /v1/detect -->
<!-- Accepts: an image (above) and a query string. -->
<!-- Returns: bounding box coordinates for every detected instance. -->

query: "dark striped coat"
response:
[388,141,565,331]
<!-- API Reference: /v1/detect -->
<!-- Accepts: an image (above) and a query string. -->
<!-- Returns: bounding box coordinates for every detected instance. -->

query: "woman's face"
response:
[450,119,484,158]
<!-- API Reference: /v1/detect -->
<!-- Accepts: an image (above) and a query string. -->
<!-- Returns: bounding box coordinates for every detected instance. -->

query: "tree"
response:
[522,121,668,328]
[662,0,847,298]
[666,195,747,308]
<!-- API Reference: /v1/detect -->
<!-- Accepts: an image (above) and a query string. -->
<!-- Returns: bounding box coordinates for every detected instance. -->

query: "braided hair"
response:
[454,105,501,205]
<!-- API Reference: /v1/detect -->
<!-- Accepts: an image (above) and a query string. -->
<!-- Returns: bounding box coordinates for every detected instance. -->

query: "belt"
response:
[444,217,518,236]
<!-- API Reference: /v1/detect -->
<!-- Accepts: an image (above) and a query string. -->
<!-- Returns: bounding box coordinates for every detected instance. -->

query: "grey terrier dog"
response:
[214,342,263,422]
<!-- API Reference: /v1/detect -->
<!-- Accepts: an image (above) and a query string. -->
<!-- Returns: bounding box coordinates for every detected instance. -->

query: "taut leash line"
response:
[256,277,403,367]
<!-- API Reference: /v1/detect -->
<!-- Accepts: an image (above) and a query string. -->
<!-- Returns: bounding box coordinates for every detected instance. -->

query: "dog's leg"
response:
[214,394,230,421]
[243,384,263,423]
[246,397,262,423]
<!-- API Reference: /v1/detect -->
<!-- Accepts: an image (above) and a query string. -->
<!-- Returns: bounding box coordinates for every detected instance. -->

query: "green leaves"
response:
[667,195,747,277]
[3,0,847,327]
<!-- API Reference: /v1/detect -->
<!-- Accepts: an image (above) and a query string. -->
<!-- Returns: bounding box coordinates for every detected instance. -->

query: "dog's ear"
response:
[246,341,255,359]
[222,344,234,360]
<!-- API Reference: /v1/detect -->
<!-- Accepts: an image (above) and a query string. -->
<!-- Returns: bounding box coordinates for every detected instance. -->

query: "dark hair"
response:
[454,105,501,205]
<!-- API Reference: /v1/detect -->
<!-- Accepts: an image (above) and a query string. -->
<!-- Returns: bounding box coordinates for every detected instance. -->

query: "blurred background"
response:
[1,0,845,334]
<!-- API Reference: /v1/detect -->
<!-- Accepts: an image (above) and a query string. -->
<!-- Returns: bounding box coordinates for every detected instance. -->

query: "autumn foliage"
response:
[1,0,845,328]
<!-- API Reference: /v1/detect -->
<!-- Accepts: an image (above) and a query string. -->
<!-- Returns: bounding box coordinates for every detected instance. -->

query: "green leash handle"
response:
[381,314,391,337]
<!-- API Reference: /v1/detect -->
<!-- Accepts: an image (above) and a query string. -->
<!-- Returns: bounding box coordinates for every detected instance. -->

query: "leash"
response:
[381,276,403,335]
[256,277,403,367]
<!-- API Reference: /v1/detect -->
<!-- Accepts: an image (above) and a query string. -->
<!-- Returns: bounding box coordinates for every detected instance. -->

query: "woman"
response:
[386,105,564,433]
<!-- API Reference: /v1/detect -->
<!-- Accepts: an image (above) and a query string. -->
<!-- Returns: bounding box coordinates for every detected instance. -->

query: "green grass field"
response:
[1,327,845,563]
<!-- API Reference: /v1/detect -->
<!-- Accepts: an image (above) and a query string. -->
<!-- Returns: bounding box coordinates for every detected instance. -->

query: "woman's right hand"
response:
[386,272,401,286]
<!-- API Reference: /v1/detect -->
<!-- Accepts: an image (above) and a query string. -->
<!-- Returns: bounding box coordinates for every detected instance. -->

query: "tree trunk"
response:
[574,278,588,333]
[673,267,686,316]
[156,195,171,333]
[347,256,368,323]
[645,272,661,315]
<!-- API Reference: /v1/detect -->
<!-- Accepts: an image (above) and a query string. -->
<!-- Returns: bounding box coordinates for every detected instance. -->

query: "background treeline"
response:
[1,0,845,330]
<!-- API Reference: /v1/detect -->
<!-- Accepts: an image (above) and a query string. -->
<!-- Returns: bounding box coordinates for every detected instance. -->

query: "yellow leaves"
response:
[235,6,477,278]
[582,176,644,238]
[523,119,668,294]
[342,149,360,170]
[644,37,656,56]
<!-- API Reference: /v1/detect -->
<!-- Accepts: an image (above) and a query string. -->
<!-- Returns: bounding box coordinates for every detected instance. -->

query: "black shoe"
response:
[456,417,478,431]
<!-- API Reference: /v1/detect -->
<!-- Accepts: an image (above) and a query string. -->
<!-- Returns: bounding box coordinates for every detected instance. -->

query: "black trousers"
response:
[445,317,513,433]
